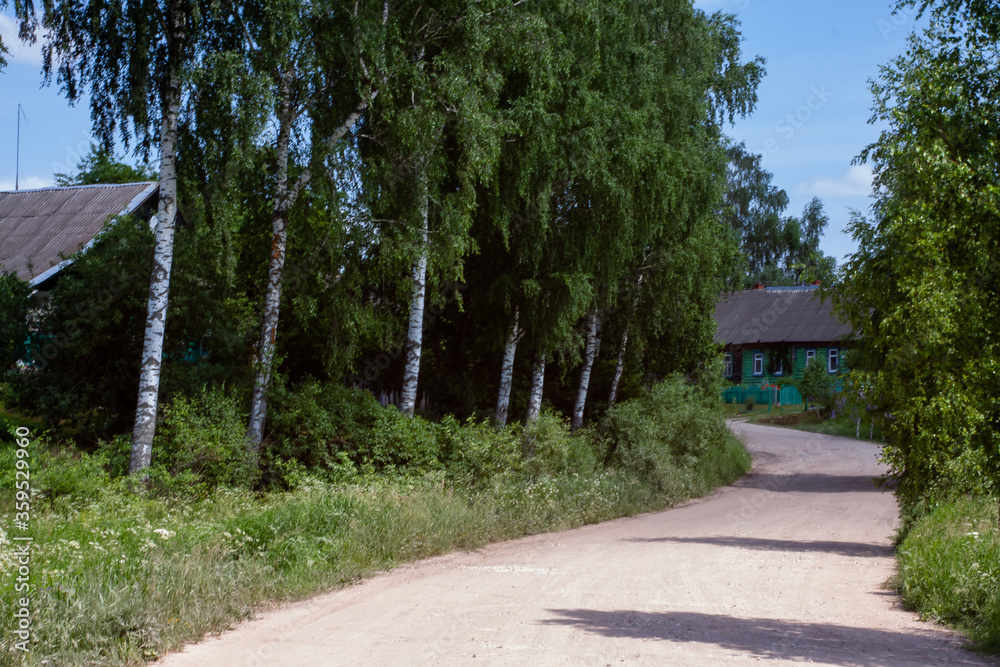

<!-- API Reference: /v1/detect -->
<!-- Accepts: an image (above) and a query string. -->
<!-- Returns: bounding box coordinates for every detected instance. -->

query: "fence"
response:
[722,385,803,407]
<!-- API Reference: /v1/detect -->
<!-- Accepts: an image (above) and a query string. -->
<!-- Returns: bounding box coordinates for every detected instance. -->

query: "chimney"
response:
[753,282,765,290]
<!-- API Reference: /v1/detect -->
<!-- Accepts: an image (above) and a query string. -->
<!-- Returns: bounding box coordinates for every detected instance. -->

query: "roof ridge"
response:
[0,182,157,195]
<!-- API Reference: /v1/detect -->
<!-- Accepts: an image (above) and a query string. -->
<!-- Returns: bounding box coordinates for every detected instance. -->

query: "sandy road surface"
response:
[160,422,992,666]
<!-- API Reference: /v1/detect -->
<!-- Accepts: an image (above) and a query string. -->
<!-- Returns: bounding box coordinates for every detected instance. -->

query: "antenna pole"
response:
[15,104,27,191]
[16,104,21,191]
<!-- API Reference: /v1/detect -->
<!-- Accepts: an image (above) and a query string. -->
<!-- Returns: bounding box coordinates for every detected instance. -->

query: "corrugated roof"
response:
[713,286,853,347]
[0,182,158,286]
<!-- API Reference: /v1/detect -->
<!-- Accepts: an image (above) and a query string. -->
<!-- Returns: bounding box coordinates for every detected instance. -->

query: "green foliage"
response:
[266,382,443,479]
[896,497,1000,651]
[522,411,598,478]
[798,357,833,408]
[53,142,155,186]
[0,388,748,666]
[0,271,31,371]
[600,375,729,493]
[13,215,153,439]
[723,144,836,286]
[832,15,1000,518]
[152,388,257,491]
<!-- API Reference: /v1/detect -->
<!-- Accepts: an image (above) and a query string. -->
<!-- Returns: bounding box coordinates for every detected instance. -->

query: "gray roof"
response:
[0,182,158,286]
[713,286,853,347]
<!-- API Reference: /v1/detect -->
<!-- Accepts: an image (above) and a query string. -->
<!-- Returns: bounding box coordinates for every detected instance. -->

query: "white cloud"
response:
[0,13,42,67]
[795,165,873,198]
[0,176,54,191]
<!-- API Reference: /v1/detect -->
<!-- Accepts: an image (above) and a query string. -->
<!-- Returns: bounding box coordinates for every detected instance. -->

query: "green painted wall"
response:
[728,346,847,390]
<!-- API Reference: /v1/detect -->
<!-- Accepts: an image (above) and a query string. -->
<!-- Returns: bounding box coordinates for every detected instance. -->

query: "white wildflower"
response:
[153,528,175,540]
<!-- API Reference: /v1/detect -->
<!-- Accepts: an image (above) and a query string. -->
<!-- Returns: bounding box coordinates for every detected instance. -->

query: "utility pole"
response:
[16,104,28,191]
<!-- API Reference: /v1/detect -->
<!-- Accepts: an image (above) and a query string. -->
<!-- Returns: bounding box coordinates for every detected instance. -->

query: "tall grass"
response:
[0,378,750,665]
[896,496,1000,652]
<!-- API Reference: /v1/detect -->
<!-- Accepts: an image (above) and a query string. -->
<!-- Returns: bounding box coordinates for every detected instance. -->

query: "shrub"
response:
[151,387,257,491]
[745,394,756,411]
[266,381,444,481]
[440,416,522,487]
[522,411,598,479]
[600,375,728,493]
[799,357,833,408]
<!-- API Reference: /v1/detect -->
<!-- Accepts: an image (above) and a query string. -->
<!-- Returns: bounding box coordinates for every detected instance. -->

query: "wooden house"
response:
[713,285,853,390]
[0,182,158,290]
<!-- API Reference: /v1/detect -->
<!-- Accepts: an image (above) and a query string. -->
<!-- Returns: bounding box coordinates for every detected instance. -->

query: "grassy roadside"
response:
[895,497,1000,653]
[732,404,885,442]
[0,381,750,666]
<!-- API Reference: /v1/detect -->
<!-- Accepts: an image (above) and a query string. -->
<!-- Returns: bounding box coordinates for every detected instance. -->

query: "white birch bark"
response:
[129,25,183,475]
[494,307,523,427]
[525,336,546,423]
[608,326,628,406]
[571,311,602,431]
[608,272,643,408]
[247,72,294,450]
[245,79,378,447]
[400,181,429,417]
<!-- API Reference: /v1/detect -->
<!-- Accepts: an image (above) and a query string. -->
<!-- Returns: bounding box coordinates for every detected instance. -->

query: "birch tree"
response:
[245,0,389,448]
[19,0,232,474]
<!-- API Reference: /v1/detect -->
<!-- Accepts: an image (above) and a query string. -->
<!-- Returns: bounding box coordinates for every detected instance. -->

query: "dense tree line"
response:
[832,0,1000,524]
[5,0,767,473]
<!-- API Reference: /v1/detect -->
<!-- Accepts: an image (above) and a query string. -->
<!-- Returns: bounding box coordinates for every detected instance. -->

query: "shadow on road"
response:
[541,609,980,666]
[623,535,893,559]
[733,472,885,494]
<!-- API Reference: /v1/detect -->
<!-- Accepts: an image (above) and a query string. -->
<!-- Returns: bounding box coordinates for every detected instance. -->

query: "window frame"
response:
[723,353,733,378]
[806,349,816,366]
[753,352,764,376]
[828,348,839,373]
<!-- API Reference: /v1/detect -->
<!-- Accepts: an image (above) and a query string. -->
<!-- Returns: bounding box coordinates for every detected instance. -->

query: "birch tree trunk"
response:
[525,336,546,423]
[245,84,377,449]
[129,35,182,475]
[607,326,628,406]
[571,311,602,430]
[494,306,523,427]
[400,179,430,417]
[247,72,294,450]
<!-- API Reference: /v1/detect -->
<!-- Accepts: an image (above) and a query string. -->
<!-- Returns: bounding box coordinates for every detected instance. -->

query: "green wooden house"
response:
[713,285,853,392]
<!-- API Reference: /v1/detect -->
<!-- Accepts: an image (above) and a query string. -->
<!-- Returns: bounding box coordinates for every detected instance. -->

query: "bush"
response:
[799,357,833,408]
[745,394,756,411]
[522,411,598,479]
[266,381,444,481]
[151,387,257,491]
[600,375,729,493]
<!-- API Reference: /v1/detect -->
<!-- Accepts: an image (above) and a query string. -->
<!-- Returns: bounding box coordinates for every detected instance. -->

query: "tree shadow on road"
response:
[623,535,894,559]
[540,609,983,666]
[733,472,885,494]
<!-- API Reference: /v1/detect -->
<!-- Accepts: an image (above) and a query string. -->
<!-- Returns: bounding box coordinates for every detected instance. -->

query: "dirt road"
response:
[160,422,990,666]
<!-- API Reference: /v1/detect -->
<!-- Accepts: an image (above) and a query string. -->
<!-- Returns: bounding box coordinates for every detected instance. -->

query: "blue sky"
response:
[2,2,924,265]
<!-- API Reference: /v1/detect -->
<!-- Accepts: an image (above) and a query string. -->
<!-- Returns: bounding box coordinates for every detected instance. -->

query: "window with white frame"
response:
[806,349,816,366]
[774,355,784,375]
[753,352,763,376]
[724,353,733,378]
[828,348,839,373]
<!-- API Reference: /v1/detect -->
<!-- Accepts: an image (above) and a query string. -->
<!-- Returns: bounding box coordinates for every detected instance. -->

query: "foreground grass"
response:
[896,496,1000,652]
[0,433,749,665]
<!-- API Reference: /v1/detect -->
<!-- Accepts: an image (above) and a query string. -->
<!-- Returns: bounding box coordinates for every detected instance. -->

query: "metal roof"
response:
[0,182,158,287]
[713,286,853,347]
